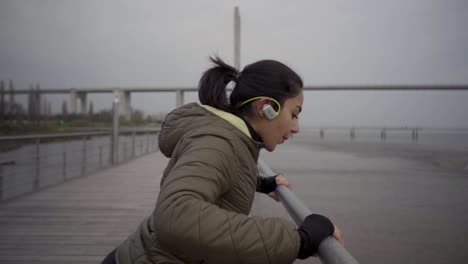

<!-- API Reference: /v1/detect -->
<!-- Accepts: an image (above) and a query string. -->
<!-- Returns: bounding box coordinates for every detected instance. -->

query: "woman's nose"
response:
[291,119,300,134]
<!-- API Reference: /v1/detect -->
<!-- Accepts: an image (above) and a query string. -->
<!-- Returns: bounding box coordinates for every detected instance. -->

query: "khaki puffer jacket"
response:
[116,103,300,264]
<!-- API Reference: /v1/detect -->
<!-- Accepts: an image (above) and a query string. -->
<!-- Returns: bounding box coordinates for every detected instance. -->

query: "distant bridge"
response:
[1,84,468,120]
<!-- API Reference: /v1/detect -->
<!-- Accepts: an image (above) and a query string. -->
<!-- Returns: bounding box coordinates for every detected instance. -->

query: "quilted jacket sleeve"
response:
[152,135,300,264]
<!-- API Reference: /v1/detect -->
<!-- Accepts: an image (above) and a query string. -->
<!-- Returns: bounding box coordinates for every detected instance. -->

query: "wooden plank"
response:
[0,152,168,263]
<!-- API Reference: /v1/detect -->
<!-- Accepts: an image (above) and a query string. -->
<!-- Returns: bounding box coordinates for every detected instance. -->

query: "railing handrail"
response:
[258,159,359,264]
[4,84,468,94]
[0,128,160,202]
[0,128,161,142]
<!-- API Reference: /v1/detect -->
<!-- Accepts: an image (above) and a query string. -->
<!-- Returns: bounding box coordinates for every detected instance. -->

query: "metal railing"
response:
[311,127,421,142]
[0,129,160,201]
[258,159,359,264]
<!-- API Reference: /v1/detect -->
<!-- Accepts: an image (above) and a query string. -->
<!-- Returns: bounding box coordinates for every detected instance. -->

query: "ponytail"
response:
[198,56,238,112]
[198,56,303,117]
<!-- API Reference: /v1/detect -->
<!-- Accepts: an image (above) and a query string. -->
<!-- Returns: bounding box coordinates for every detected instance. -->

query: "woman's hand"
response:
[297,214,335,259]
[268,175,291,202]
[332,224,345,247]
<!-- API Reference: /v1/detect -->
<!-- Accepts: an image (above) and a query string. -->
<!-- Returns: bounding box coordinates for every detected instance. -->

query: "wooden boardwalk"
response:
[0,150,290,264]
[1,135,466,263]
[0,152,168,264]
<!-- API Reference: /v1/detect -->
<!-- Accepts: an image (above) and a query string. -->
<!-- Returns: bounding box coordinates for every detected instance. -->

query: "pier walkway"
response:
[0,149,299,264]
[0,152,167,264]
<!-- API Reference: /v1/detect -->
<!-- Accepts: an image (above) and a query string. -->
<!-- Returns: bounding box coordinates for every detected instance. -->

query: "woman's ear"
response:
[255,98,271,119]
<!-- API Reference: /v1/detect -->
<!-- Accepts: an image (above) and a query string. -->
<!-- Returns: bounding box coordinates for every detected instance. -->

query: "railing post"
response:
[62,142,67,181]
[350,128,355,140]
[109,136,113,165]
[123,141,128,161]
[412,128,419,142]
[320,129,325,139]
[34,138,40,191]
[146,133,150,153]
[110,91,120,164]
[99,145,103,167]
[132,130,136,158]
[176,90,184,108]
[81,136,87,176]
[258,159,359,264]
[140,138,143,155]
[381,128,386,141]
[0,164,3,201]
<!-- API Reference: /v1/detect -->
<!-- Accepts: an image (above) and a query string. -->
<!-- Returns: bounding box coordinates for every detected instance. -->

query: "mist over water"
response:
[300,127,468,151]
[257,125,468,264]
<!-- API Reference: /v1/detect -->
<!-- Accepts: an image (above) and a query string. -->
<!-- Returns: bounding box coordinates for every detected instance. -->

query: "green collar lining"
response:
[201,105,251,139]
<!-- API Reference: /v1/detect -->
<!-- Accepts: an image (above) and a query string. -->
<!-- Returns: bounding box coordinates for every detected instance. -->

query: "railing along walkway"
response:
[0,146,348,264]
[0,151,168,264]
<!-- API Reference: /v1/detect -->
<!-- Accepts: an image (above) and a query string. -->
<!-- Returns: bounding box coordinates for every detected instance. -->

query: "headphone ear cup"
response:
[262,104,278,120]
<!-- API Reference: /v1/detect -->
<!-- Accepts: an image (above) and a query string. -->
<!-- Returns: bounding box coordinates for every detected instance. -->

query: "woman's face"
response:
[257,91,304,152]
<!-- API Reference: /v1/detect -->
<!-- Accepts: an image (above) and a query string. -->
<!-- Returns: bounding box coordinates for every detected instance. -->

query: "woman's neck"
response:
[237,114,263,143]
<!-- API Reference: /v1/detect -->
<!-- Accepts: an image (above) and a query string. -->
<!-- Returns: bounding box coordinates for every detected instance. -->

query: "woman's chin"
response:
[264,143,277,152]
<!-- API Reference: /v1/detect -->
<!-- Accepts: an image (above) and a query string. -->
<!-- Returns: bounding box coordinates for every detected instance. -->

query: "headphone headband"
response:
[239,96,281,120]
[240,96,280,109]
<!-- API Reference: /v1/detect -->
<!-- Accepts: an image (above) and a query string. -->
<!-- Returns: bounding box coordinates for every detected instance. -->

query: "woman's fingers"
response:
[275,175,291,189]
[333,224,345,247]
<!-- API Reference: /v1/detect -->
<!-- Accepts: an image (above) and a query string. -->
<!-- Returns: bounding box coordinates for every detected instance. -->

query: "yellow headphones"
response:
[239,96,281,120]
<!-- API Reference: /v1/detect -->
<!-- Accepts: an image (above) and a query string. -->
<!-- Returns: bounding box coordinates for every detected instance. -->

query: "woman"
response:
[102,57,344,264]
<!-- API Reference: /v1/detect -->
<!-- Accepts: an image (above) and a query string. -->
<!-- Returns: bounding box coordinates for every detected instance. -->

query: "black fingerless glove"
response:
[297,214,335,259]
[256,175,278,194]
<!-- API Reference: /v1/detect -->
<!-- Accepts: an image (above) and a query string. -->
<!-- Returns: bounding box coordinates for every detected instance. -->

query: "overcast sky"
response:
[1,0,467,128]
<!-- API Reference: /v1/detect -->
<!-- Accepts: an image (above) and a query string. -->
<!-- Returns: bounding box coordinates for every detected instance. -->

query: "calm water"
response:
[0,134,158,200]
[255,128,468,264]
[302,128,468,151]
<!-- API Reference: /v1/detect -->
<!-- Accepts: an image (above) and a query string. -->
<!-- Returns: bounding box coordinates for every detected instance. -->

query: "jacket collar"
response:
[235,114,263,143]
[201,105,264,147]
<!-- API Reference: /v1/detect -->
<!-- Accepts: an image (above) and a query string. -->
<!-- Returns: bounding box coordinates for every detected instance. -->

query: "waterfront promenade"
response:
[0,152,165,264]
[0,131,467,263]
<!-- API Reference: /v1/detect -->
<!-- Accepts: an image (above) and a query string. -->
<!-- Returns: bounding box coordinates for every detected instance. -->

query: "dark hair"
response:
[198,56,303,115]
